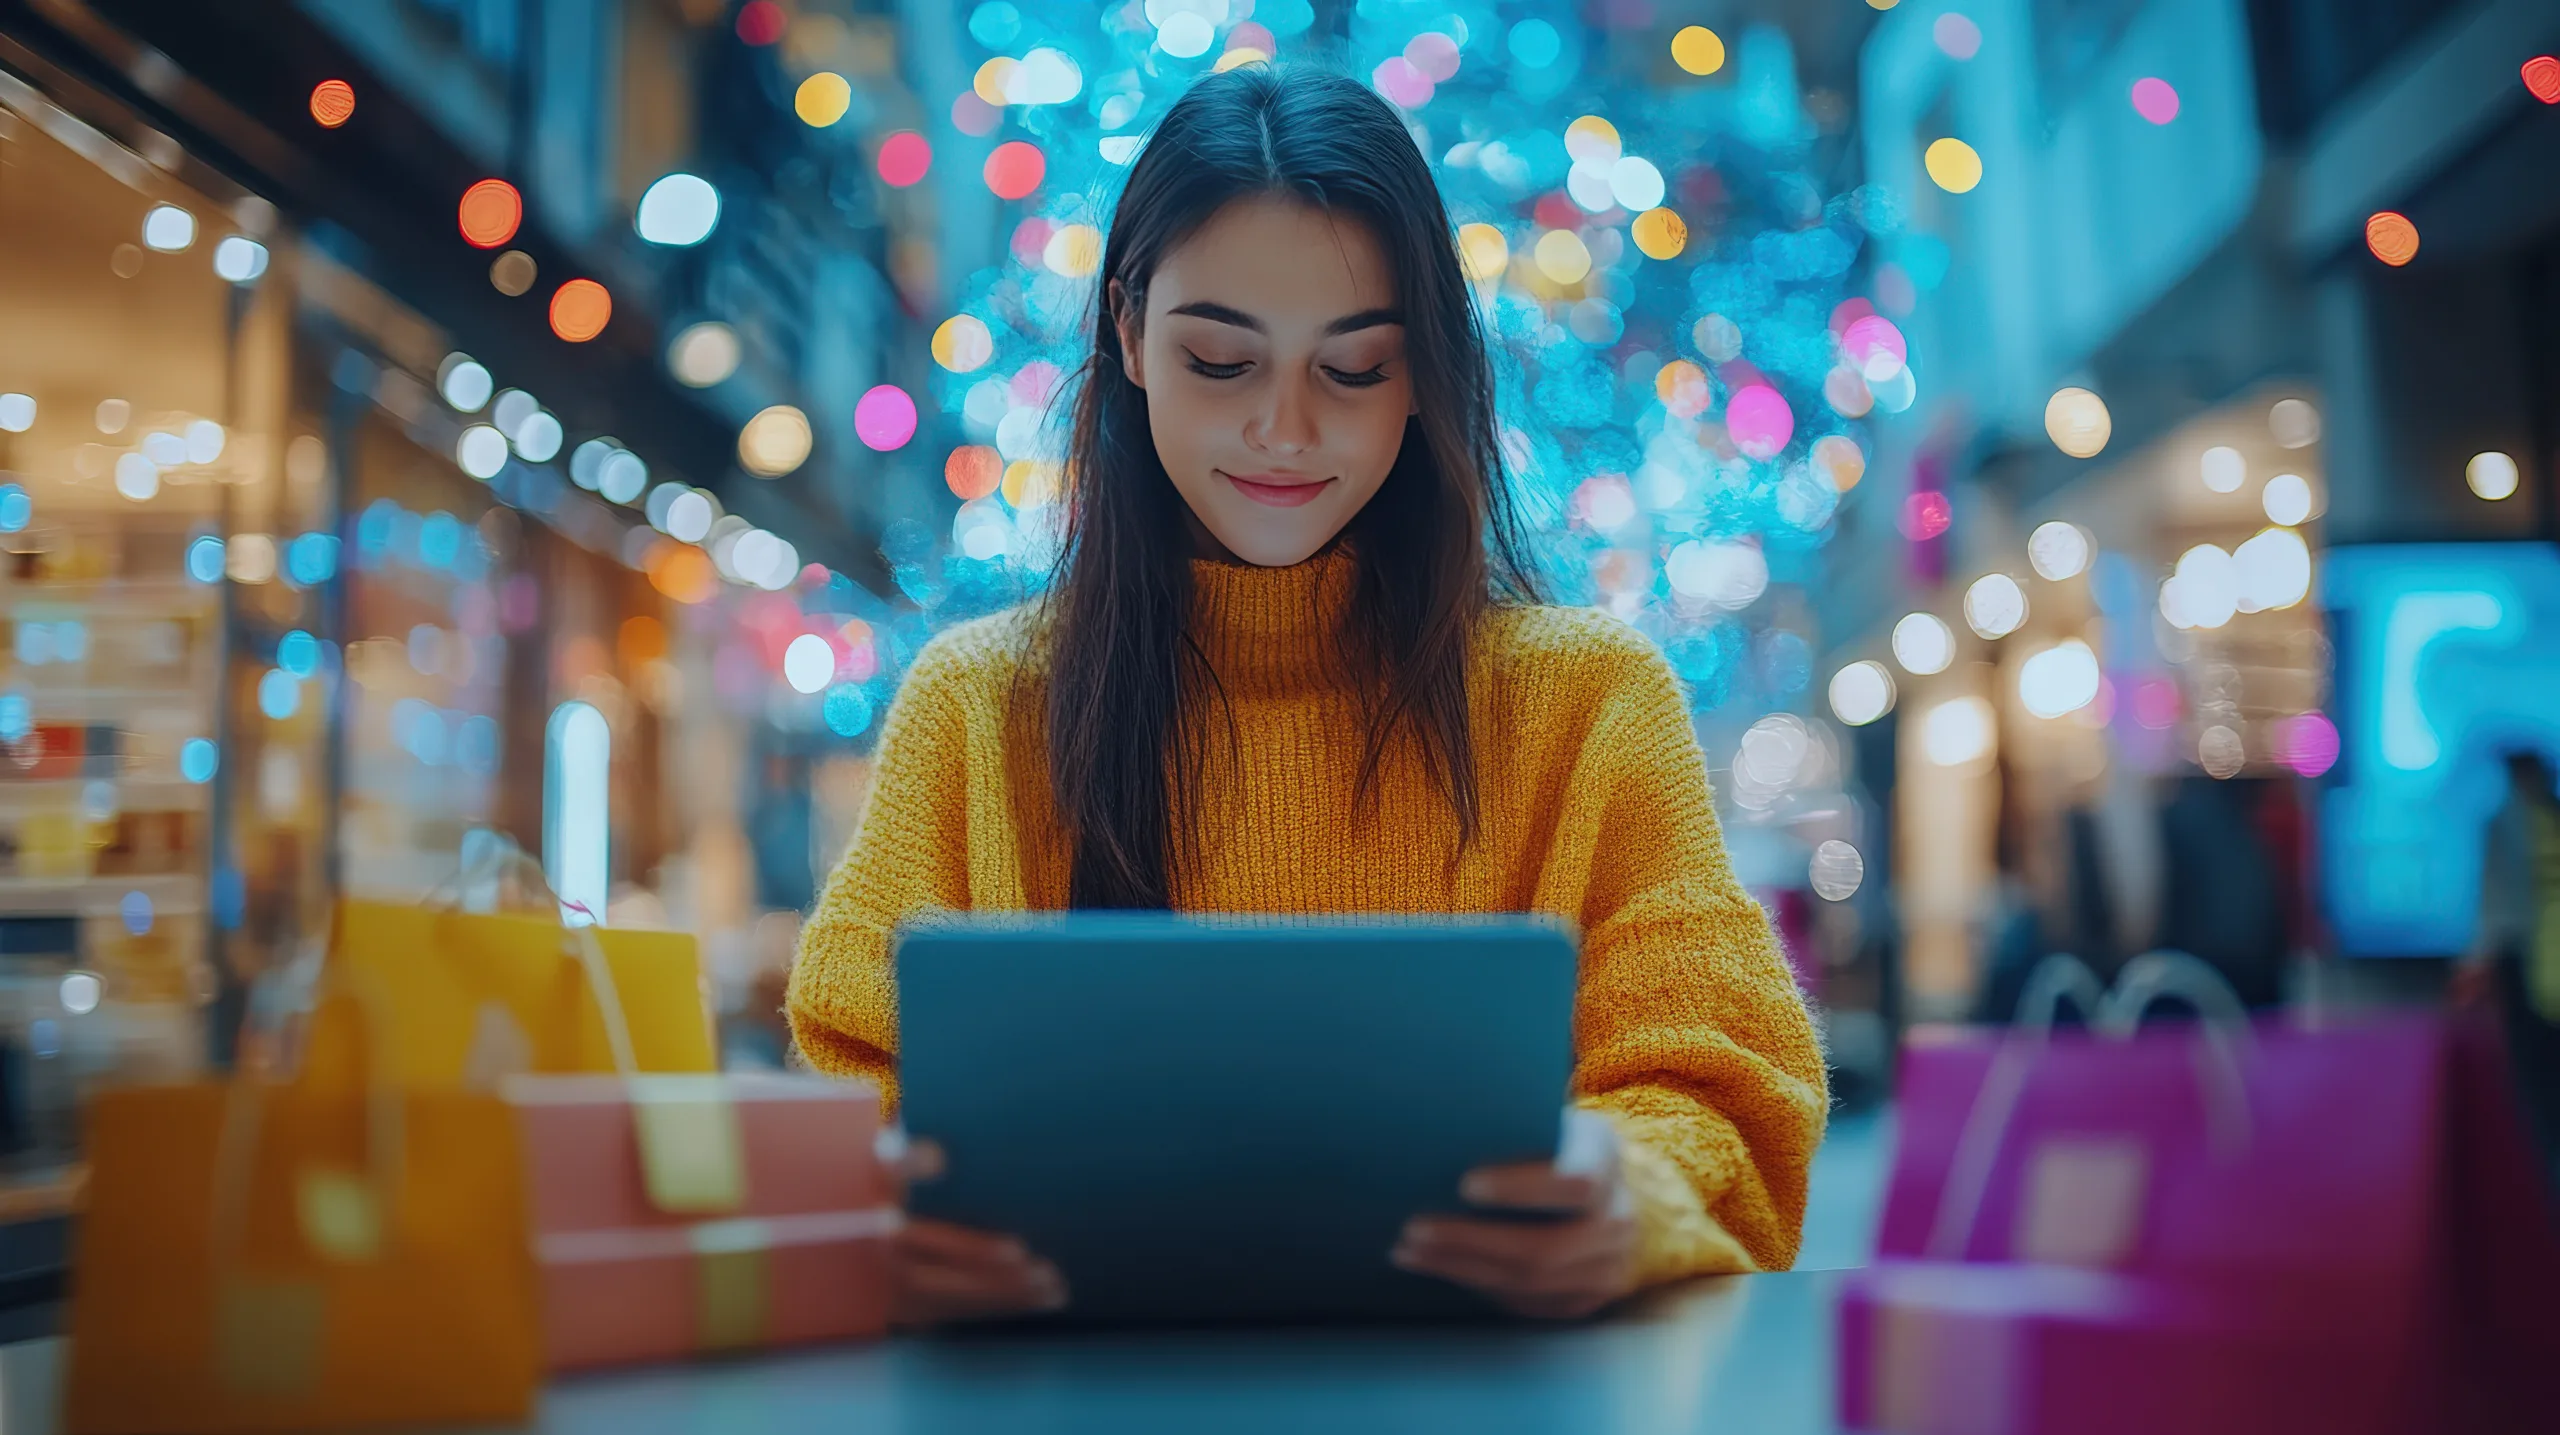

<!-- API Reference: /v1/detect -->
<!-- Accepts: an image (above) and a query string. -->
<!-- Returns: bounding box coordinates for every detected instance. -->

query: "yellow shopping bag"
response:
[65,991,541,1432]
[317,902,714,1088]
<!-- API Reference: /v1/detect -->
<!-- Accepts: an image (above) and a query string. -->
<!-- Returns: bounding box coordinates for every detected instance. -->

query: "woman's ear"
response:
[1107,278,1146,389]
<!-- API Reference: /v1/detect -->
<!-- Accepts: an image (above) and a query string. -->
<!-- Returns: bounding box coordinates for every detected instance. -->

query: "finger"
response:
[1404,1212,1626,1272]
[874,1129,946,1190]
[898,1218,1032,1269]
[895,1258,1068,1326]
[1459,1162,1602,1213]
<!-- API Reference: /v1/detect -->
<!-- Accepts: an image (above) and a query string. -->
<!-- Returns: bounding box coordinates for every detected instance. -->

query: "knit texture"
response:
[789,547,1829,1279]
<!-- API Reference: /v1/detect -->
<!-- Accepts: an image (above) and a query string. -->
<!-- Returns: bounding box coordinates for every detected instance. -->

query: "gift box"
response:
[505,1073,895,1370]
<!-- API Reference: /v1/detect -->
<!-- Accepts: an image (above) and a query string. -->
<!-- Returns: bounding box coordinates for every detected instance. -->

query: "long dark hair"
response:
[1040,64,1540,909]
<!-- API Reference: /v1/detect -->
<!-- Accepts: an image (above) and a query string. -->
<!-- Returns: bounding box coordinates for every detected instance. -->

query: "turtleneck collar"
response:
[1188,543,1359,696]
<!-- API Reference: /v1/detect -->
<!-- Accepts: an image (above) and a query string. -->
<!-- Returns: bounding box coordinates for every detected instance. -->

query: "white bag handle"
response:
[424,834,640,1078]
[1924,951,2255,1261]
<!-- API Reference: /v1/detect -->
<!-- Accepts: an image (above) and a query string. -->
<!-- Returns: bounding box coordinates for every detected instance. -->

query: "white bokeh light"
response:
[2173,544,2239,629]
[1892,612,1955,675]
[1921,696,1996,767]
[142,204,196,252]
[2018,640,2102,719]
[2234,526,2311,612]
[1963,573,2027,639]
[2262,472,2313,526]
[783,633,835,694]
[2200,445,2246,493]
[456,425,509,480]
[635,173,721,246]
[2027,521,2090,581]
[439,355,493,413]
[1828,661,1895,726]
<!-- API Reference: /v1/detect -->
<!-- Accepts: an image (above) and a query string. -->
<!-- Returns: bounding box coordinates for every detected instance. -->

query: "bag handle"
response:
[2098,950,2256,1158]
[1923,954,2104,1259]
[422,834,640,1078]
[209,941,406,1271]
[1923,951,2256,1261]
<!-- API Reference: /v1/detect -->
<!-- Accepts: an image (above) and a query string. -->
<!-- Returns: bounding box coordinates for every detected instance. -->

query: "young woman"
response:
[790,65,1826,1324]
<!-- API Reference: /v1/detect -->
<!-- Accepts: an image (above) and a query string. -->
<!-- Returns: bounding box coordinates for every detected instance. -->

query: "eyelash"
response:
[1182,353,1393,389]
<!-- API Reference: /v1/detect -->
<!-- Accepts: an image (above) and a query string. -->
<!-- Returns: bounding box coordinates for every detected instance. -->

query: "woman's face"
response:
[1114,196,1414,567]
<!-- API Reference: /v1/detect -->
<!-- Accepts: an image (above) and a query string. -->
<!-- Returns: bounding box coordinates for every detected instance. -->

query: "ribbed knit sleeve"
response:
[785,635,979,1110]
[1559,635,1829,1279]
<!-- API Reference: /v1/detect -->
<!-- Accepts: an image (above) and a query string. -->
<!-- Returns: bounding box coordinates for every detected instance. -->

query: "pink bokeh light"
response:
[1404,33,1461,83]
[876,131,932,188]
[2274,712,2340,778]
[2132,77,2181,125]
[1898,490,1952,542]
[1371,57,1435,109]
[1726,385,1794,460]
[854,385,917,451]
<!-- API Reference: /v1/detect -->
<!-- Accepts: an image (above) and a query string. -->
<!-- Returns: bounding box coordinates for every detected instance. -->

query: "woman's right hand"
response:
[883,1132,1068,1327]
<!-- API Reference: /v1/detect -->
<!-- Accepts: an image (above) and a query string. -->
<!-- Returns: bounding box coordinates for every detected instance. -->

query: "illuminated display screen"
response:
[2322,543,2560,956]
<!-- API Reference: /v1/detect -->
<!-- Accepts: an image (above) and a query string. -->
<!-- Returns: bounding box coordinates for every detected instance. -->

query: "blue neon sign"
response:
[2322,543,2560,956]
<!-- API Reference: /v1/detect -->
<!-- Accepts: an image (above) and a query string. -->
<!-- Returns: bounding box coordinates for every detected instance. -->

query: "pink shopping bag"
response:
[1840,953,2560,1435]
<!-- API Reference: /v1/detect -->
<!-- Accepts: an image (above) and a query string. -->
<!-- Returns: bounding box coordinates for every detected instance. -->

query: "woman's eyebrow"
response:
[1164,301,1405,336]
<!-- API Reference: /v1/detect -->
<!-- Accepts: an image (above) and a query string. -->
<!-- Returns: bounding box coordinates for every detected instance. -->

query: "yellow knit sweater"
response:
[788,548,1828,1281]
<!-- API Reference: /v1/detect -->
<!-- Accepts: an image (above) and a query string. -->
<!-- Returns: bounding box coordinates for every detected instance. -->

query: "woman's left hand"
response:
[1390,1108,1639,1320]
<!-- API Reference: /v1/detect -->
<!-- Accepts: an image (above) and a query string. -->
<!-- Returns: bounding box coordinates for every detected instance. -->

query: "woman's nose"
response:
[1247,376,1318,457]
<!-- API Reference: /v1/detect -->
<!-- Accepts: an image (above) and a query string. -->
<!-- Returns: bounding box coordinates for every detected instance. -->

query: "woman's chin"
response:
[1198,511,1349,568]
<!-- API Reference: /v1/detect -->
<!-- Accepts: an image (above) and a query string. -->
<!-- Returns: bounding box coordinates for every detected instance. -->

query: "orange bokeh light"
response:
[2524,56,2560,104]
[945,445,1002,500]
[549,279,612,342]
[309,79,355,128]
[2364,211,2419,267]
[646,543,718,604]
[458,179,523,249]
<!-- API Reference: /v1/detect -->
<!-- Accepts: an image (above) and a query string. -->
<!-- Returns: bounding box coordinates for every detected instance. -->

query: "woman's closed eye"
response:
[1181,350,1394,388]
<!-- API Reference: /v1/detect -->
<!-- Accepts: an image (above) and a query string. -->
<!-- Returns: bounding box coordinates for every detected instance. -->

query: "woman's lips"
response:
[1222,471,1334,508]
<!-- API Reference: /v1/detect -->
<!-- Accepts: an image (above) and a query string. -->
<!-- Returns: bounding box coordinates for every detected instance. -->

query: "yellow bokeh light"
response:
[1868,0,1901,9]
[973,57,1018,106]
[932,315,994,373]
[1813,434,1866,492]
[1457,223,1510,283]
[1214,48,1270,73]
[1671,26,1726,76]
[1924,138,1983,194]
[1002,459,1062,509]
[1563,115,1622,167]
[2044,387,2112,459]
[1631,207,1687,260]
[795,72,853,127]
[1533,228,1592,285]
[1655,359,1710,418]
[1043,223,1102,277]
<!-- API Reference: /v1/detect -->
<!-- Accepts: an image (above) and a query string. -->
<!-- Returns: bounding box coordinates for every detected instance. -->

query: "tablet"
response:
[895,913,1579,1324]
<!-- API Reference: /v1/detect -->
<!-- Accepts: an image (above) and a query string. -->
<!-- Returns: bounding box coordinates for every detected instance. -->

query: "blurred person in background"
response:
[787,64,1825,1327]
[2472,749,2560,1181]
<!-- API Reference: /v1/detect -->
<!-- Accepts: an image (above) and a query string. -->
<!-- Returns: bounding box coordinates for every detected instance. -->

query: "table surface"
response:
[0,1273,1844,1435]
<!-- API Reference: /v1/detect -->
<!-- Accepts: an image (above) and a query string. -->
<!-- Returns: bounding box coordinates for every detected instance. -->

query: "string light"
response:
[2365,212,2419,266]
[459,180,523,248]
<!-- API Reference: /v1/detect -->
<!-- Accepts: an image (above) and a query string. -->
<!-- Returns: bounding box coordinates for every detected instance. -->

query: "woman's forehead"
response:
[1149,197,1398,327]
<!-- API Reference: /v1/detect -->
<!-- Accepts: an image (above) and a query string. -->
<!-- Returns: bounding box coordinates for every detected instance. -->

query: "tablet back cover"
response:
[896,915,1578,1324]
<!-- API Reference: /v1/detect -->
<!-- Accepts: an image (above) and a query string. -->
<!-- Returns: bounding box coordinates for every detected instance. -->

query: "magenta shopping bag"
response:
[1841,953,2560,1435]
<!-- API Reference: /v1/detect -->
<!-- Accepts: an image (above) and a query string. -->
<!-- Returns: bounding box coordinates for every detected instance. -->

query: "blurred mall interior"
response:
[0,0,2558,1423]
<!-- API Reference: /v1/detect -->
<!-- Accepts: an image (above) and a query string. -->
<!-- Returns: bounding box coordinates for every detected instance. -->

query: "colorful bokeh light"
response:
[2365,211,2419,266]
[854,386,918,451]
[1924,138,1982,194]
[1671,27,1725,76]
[309,79,355,128]
[457,179,522,249]
[2131,77,2180,124]
[984,141,1047,200]
[878,131,933,187]
[548,279,611,342]
[2524,56,2560,104]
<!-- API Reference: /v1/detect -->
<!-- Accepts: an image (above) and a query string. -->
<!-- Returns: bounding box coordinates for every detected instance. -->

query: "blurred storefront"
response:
[0,65,261,1165]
